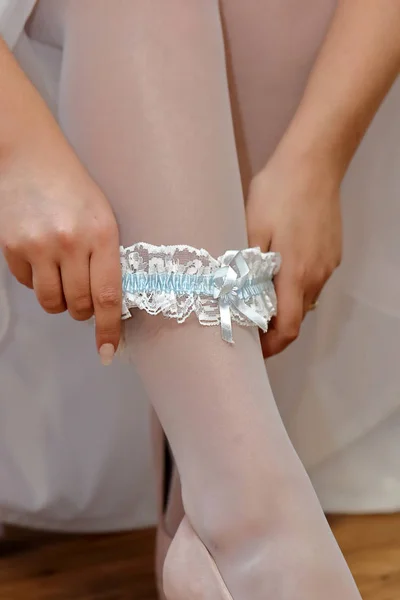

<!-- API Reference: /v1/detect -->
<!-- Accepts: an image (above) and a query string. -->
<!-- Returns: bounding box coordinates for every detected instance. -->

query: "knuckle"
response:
[71,310,93,322]
[40,294,64,313]
[320,264,330,280]
[95,221,117,245]
[3,239,20,254]
[293,264,307,283]
[285,330,299,344]
[72,294,93,317]
[4,229,49,256]
[23,232,47,255]
[334,253,342,269]
[321,263,335,282]
[311,267,327,288]
[283,321,300,343]
[97,329,117,345]
[95,287,120,310]
[16,274,33,288]
[55,226,77,251]
[269,337,289,356]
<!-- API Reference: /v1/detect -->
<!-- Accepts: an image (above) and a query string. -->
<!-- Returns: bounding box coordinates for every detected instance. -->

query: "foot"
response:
[163,474,362,600]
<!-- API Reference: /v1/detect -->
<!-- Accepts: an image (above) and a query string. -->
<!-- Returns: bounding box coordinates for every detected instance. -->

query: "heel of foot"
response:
[163,516,233,600]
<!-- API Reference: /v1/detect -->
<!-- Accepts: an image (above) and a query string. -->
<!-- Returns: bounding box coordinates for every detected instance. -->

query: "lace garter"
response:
[120,242,281,344]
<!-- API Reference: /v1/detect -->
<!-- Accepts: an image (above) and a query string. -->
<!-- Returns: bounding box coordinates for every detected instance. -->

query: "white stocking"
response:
[31,1,360,598]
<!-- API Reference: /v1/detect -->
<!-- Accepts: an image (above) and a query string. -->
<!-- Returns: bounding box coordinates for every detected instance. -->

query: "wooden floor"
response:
[0,514,399,599]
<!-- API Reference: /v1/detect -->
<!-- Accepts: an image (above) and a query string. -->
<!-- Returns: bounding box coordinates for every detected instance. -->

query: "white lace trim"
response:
[120,243,280,335]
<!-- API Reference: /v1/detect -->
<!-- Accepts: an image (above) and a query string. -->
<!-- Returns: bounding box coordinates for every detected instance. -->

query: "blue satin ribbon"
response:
[122,271,268,300]
[212,250,270,343]
[122,251,273,343]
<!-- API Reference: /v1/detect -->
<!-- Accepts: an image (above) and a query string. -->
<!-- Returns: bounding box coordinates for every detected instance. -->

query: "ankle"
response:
[164,503,361,600]
[182,457,314,556]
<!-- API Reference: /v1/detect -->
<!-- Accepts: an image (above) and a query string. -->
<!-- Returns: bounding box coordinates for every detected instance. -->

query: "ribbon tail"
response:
[219,299,234,344]
[234,299,270,333]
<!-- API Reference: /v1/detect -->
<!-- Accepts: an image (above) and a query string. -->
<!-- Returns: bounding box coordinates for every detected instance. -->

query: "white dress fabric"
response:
[0,3,157,531]
[0,0,399,533]
[269,89,400,512]
[0,0,35,47]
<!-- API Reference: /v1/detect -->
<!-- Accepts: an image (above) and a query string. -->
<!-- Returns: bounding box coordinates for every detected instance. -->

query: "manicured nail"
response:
[99,343,115,366]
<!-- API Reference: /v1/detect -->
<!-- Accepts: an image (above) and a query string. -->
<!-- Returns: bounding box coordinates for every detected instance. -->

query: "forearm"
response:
[0,38,65,162]
[278,0,400,177]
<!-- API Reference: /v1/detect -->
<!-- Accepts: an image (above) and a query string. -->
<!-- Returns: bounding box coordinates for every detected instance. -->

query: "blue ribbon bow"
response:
[213,250,269,344]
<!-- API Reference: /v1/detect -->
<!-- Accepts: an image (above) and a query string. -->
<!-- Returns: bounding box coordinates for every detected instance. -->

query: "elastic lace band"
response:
[120,242,281,344]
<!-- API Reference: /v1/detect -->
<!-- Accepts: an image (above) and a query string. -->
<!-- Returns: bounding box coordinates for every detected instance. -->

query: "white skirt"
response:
[0,3,399,532]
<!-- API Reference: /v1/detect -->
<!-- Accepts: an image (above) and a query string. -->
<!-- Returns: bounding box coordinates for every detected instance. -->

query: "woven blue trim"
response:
[122,272,269,299]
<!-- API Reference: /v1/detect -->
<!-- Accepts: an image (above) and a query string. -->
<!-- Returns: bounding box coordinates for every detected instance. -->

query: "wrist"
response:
[258,128,342,205]
[275,107,357,184]
[0,118,55,168]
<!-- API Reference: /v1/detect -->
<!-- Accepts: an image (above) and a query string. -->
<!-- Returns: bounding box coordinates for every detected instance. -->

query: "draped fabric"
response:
[0,0,399,533]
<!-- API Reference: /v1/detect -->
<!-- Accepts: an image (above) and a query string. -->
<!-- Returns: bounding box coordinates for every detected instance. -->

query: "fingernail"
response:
[99,343,115,366]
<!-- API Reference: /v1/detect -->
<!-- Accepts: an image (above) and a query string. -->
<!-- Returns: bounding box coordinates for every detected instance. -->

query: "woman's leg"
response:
[56,1,360,598]
[220,0,337,181]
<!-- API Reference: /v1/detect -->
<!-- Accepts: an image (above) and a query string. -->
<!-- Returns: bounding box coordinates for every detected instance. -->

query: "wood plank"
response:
[0,514,398,599]
[0,528,157,599]
[329,514,400,600]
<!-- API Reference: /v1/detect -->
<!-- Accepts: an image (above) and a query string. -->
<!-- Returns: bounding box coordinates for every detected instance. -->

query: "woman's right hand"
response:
[0,134,121,365]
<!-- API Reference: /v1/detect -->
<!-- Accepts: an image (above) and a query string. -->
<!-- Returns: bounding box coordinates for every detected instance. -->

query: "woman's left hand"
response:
[246,149,342,358]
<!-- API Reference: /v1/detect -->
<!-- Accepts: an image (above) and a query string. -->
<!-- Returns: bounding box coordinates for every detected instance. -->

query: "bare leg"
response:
[54,1,360,598]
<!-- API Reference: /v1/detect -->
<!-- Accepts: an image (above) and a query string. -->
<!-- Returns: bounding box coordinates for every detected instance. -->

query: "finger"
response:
[90,242,122,362]
[32,262,66,314]
[61,254,94,321]
[303,283,323,317]
[4,251,33,288]
[302,269,328,316]
[247,225,273,253]
[249,234,271,252]
[261,267,303,358]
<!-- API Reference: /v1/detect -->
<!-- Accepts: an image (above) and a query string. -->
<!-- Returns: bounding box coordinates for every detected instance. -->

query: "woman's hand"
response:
[246,149,342,358]
[0,38,121,364]
[245,0,400,360]
[0,140,121,365]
